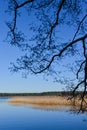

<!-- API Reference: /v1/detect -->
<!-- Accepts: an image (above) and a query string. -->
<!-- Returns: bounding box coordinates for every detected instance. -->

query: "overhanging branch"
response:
[72,14,87,40]
[31,34,87,74]
[49,0,65,45]
[15,0,34,9]
[76,60,85,79]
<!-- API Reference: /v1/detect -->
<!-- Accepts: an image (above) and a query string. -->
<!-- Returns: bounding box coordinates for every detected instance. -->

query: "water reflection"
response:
[0,97,9,103]
[9,101,87,113]
[9,101,71,111]
[0,99,87,130]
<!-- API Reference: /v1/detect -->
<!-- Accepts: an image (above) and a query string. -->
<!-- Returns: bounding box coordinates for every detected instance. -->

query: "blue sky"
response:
[0,0,62,93]
[0,0,86,93]
[0,41,61,93]
[0,36,61,93]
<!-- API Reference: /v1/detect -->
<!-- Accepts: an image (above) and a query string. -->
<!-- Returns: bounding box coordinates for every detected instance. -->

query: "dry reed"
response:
[8,96,71,106]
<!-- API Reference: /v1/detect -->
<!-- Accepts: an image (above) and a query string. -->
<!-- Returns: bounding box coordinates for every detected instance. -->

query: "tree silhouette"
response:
[6,0,87,111]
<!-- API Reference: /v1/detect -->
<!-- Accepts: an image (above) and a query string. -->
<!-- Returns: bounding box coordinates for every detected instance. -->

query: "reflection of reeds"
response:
[30,104,71,111]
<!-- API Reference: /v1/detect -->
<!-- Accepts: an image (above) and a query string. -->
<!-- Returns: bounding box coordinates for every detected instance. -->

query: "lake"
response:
[0,98,87,130]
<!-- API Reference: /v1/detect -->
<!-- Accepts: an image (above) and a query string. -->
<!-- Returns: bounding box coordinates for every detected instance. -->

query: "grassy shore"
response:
[8,95,87,111]
[8,96,72,110]
[8,96,73,106]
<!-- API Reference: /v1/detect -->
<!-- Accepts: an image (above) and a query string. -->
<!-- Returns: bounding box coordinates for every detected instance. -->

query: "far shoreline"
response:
[0,91,86,111]
[7,95,87,111]
[0,91,84,97]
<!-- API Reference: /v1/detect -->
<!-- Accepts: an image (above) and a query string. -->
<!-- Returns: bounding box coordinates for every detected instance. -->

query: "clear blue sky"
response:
[0,0,64,93]
[0,0,85,93]
[0,40,61,93]
[0,37,61,92]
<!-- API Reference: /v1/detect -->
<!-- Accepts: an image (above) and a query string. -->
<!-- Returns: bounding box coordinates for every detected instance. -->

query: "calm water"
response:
[0,98,87,130]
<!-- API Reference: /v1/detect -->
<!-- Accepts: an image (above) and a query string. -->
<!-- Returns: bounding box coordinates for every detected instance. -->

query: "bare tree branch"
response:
[30,34,87,74]
[15,0,34,9]
[76,60,85,79]
[49,0,65,46]
[82,39,87,58]
[35,0,54,9]
[69,80,84,100]
[72,14,87,40]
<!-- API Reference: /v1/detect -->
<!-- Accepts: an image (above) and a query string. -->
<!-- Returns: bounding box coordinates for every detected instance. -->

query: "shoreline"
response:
[8,96,87,111]
[8,96,73,106]
[8,96,72,110]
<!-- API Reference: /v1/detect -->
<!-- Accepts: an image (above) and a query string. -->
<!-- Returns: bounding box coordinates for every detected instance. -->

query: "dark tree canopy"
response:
[5,0,87,111]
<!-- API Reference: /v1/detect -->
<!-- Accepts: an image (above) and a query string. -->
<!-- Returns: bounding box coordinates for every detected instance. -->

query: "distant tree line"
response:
[0,91,86,97]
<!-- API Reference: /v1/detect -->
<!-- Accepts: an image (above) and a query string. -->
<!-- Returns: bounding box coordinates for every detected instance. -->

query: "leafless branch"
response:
[7,0,34,44]
[72,14,87,40]
[69,81,84,99]
[15,0,34,9]
[35,0,54,9]
[82,39,86,58]
[76,60,85,79]
[49,0,65,46]
[31,34,87,74]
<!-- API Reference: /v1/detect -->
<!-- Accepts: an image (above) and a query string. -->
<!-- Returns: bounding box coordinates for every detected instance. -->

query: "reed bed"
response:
[8,96,72,106]
[8,96,87,111]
